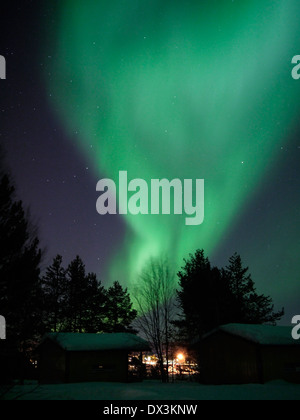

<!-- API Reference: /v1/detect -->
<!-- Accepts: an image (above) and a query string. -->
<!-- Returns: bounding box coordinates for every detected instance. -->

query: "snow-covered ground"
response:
[1,379,300,400]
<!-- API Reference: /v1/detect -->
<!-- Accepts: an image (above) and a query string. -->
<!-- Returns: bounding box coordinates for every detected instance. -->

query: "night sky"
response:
[1,0,299,325]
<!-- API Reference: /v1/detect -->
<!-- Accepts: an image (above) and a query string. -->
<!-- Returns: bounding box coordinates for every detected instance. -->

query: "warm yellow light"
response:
[177,353,184,361]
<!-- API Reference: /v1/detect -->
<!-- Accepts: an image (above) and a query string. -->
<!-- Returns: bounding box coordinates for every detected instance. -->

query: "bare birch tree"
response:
[133,256,176,383]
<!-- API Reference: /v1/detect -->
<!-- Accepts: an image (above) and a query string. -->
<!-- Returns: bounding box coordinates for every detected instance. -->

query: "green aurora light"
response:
[43,0,300,289]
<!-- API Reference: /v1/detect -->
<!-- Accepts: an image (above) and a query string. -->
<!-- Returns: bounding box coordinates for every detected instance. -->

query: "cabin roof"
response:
[40,332,151,352]
[203,323,299,346]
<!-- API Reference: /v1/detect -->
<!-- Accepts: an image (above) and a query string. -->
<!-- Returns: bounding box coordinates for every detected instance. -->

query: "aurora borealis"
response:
[43,1,300,288]
[1,0,300,323]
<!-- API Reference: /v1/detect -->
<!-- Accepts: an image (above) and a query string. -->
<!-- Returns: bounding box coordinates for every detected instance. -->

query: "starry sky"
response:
[1,0,300,325]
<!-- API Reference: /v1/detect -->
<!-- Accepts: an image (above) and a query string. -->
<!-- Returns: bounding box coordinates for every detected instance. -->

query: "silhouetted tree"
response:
[0,164,43,382]
[176,249,233,341]
[64,256,89,332]
[176,250,284,344]
[104,281,137,333]
[61,255,107,333]
[41,255,66,332]
[133,257,176,383]
[224,253,284,325]
[82,273,107,333]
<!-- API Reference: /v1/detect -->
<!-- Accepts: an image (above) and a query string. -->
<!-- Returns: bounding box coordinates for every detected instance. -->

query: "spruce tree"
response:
[65,256,87,332]
[104,281,137,333]
[0,168,42,382]
[176,249,233,340]
[41,255,66,332]
[0,172,43,344]
[224,253,284,325]
[176,250,283,344]
[82,272,107,333]
[63,256,107,333]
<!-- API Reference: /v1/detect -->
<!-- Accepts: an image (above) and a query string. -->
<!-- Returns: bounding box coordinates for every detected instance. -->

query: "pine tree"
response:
[104,281,137,333]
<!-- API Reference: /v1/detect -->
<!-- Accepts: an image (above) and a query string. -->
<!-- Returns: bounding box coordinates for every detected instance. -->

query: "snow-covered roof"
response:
[41,332,151,352]
[205,323,299,346]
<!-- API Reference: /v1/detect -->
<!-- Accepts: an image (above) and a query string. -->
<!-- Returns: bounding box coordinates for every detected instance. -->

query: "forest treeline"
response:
[0,155,284,383]
[42,255,137,334]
